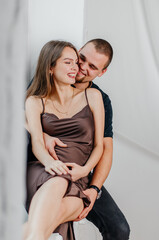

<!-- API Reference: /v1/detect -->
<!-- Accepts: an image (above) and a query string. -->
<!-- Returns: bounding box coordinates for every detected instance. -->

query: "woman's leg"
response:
[44,196,84,238]
[24,177,68,240]
[59,196,84,222]
[24,177,85,240]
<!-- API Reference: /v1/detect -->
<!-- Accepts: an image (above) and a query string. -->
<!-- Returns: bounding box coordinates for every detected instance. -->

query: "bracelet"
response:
[89,185,102,199]
[89,185,100,193]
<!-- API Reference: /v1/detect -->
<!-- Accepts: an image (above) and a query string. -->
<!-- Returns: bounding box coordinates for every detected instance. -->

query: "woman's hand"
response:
[65,162,88,181]
[45,159,70,176]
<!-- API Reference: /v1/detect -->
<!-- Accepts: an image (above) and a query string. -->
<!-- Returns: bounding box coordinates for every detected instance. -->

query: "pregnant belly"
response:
[55,141,92,166]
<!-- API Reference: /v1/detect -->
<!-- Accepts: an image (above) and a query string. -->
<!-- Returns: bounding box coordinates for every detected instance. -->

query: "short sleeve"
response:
[103,95,113,138]
[91,82,113,138]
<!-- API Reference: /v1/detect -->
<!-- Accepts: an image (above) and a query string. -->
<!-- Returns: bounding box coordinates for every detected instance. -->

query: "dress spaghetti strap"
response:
[85,89,89,105]
[41,98,45,114]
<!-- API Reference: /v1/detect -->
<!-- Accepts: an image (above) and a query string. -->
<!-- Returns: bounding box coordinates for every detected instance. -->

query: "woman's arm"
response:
[66,88,104,181]
[83,88,104,173]
[25,96,69,175]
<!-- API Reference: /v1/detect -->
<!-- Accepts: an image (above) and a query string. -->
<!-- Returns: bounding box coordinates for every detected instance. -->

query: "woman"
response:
[25,40,104,240]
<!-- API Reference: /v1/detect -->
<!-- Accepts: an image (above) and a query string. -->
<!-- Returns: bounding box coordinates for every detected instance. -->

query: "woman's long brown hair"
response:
[26,40,78,99]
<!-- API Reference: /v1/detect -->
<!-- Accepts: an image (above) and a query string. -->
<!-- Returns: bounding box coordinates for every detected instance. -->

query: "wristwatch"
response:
[89,185,102,199]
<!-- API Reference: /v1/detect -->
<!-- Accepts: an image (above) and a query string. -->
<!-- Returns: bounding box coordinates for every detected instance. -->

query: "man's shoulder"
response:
[91,82,113,138]
[91,82,111,104]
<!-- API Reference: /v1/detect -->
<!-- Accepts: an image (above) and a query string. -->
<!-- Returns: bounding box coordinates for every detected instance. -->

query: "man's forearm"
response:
[90,137,113,189]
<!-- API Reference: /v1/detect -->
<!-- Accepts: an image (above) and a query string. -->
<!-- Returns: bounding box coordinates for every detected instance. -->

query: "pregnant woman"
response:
[24,40,104,240]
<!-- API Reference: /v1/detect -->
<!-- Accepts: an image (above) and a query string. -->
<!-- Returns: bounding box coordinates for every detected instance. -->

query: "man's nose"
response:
[79,61,87,71]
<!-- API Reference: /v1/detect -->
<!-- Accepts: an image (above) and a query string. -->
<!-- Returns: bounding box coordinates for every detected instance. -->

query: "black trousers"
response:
[86,186,130,240]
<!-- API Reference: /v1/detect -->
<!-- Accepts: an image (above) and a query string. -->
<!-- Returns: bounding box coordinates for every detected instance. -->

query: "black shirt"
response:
[91,82,113,138]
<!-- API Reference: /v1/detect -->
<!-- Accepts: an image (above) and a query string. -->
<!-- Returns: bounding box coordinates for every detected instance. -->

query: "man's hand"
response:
[43,133,67,160]
[74,188,97,221]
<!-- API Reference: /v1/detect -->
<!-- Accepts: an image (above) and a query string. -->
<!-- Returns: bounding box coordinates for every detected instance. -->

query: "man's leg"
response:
[86,186,130,240]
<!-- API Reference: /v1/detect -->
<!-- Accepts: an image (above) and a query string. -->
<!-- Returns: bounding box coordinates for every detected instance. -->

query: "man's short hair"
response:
[84,38,113,69]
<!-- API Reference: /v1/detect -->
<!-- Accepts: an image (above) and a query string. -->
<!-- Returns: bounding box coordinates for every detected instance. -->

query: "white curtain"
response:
[84,0,159,156]
[84,1,159,239]
[0,1,27,239]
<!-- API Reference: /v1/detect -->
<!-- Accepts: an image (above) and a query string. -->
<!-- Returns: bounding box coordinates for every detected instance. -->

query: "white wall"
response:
[84,0,159,155]
[28,0,85,79]
[106,134,159,240]
[84,0,159,239]
[0,1,27,239]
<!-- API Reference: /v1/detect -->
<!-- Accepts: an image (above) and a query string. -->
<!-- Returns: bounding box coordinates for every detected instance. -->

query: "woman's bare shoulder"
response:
[25,96,42,111]
[86,87,102,99]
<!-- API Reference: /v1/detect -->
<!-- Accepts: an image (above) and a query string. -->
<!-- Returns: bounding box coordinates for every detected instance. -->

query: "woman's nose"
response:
[71,63,79,72]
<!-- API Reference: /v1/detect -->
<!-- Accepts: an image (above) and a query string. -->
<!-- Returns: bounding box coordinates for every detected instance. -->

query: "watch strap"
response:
[89,185,100,193]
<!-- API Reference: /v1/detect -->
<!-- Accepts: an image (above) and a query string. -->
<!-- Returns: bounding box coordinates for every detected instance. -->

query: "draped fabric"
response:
[85,0,159,156]
[0,1,27,240]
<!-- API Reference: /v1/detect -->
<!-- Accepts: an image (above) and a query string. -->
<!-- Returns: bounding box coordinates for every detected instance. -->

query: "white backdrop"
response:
[84,0,159,156]
[0,1,27,240]
[28,0,85,80]
[84,1,159,239]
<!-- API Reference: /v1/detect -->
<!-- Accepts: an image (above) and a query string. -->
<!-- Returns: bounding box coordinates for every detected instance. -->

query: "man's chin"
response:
[76,79,83,83]
[75,77,85,83]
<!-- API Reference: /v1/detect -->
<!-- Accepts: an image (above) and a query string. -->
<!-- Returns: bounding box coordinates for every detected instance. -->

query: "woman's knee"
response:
[58,197,84,223]
[24,227,45,240]
[24,233,45,240]
[42,177,68,194]
[46,176,68,187]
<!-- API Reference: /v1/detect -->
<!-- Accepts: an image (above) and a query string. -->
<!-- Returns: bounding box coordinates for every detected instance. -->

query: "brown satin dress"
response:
[26,90,95,240]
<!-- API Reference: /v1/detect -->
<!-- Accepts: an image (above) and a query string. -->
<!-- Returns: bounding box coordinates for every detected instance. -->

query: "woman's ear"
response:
[49,67,53,75]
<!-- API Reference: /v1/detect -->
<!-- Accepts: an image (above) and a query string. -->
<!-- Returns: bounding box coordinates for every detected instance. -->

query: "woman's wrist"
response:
[43,155,55,167]
[82,165,90,177]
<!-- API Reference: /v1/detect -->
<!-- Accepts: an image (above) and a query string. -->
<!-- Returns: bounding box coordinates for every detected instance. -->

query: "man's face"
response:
[76,42,109,83]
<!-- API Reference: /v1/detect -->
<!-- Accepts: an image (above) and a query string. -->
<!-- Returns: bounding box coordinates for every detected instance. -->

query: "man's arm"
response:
[26,124,67,162]
[90,92,113,188]
[74,137,113,220]
[90,137,113,188]
[74,88,113,221]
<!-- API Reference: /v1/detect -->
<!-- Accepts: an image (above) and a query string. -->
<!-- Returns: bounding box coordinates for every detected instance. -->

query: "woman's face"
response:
[51,47,79,85]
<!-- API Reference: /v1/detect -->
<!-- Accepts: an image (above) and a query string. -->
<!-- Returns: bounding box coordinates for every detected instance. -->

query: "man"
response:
[27,39,130,239]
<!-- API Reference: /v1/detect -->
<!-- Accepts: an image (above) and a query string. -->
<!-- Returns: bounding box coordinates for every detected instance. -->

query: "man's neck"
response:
[74,81,91,90]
